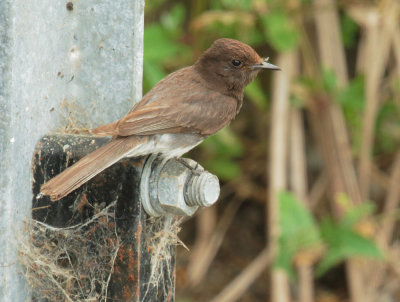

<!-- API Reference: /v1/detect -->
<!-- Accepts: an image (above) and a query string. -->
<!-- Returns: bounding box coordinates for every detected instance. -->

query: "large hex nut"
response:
[157,160,198,216]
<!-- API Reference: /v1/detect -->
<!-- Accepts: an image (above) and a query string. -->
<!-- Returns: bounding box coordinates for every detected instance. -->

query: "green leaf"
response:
[338,76,365,152]
[200,128,244,180]
[201,128,244,158]
[338,76,365,111]
[245,79,269,110]
[143,21,190,92]
[340,13,359,48]
[203,158,241,180]
[279,192,319,241]
[375,100,400,154]
[297,75,318,90]
[220,0,252,11]
[341,202,375,229]
[144,22,190,65]
[261,11,299,52]
[322,69,338,93]
[194,11,260,45]
[275,191,321,277]
[316,218,382,276]
[145,0,168,12]
[160,3,185,31]
[290,95,305,108]
[143,60,167,92]
[144,25,180,63]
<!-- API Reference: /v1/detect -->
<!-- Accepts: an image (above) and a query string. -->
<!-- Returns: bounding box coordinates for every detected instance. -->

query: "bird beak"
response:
[252,58,281,70]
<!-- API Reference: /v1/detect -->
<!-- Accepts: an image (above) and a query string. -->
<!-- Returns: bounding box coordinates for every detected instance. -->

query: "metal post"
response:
[0,1,145,300]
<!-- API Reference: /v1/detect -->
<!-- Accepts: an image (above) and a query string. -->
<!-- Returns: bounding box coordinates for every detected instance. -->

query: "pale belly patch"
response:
[124,133,203,158]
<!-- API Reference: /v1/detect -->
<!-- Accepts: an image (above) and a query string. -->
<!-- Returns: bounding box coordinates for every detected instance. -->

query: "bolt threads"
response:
[185,172,220,207]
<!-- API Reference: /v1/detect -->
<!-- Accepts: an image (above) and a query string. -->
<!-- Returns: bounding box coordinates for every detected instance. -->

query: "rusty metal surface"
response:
[31,134,175,301]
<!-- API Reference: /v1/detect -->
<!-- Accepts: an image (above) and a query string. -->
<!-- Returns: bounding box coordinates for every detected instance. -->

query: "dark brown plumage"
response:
[41,38,279,201]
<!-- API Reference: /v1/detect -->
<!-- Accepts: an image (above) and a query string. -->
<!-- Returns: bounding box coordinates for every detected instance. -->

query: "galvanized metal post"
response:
[0,1,145,300]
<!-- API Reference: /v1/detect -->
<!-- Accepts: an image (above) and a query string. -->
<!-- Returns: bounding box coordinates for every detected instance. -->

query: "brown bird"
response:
[41,38,280,201]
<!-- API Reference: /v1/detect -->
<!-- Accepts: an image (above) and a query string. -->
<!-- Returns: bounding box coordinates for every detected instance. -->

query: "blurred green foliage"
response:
[322,69,339,93]
[276,192,382,278]
[319,67,400,155]
[376,100,400,154]
[261,11,299,52]
[275,192,321,278]
[201,128,244,180]
[338,76,365,152]
[244,79,270,111]
[340,12,359,48]
[317,217,382,275]
[143,3,190,91]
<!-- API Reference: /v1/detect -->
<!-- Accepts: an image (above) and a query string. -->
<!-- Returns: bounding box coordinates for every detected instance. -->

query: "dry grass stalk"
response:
[364,152,400,301]
[290,108,314,302]
[313,0,362,207]
[309,171,329,210]
[268,51,298,302]
[307,93,367,301]
[393,26,400,77]
[289,109,308,203]
[312,1,366,301]
[298,264,315,302]
[347,2,400,300]
[209,248,272,302]
[314,0,348,85]
[187,198,243,287]
[355,0,398,201]
[371,164,391,191]
[348,5,378,74]
[187,207,217,286]
[378,151,400,247]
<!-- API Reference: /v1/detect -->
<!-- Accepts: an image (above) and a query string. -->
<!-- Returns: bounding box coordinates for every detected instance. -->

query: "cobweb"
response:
[19,201,185,302]
[143,214,187,299]
[19,201,120,302]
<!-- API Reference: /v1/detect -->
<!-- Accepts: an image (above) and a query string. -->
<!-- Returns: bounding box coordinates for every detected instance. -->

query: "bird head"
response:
[196,38,280,92]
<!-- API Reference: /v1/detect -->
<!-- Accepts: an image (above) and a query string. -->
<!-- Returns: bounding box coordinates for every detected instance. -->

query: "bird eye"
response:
[231,59,242,67]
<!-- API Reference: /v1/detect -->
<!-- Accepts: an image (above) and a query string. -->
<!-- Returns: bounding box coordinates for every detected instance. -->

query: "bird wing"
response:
[92,67,239,137]
[114,91,238,137]
[116,102,197,136]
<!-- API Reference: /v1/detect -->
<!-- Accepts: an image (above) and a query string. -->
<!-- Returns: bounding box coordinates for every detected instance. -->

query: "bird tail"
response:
[40,136,146,201]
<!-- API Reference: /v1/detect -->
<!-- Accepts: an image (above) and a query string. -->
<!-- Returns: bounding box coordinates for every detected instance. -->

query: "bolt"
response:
[140,155,220,217]
[185,172,220,207]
